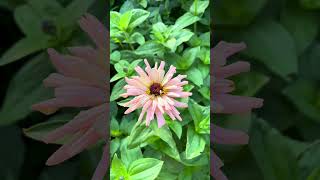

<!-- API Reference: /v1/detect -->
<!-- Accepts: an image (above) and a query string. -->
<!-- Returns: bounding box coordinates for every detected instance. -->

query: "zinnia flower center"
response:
[149,83,163,96]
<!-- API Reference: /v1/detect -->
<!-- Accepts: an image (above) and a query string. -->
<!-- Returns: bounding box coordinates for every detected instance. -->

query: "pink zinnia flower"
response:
[120,60,192,128]
[211,41,263,180]
[31,14,108,180]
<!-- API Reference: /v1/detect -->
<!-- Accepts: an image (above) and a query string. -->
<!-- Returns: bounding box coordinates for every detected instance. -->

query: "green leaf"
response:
[14,5,43,36]
[110,79,126,101]
[120,138,143,168]
[128,158,164,180]
[172,12,200,31]
[185,126,206,159]
[168,120,182,139]
[0,53,53,125]
[190,0,209,16]
[280,1,319,54]
[111,154,129,180]
[129,9,150,29]
[249,119,300,180]
[23,112,76,144]
[176,47,200,70]
[186,68,203,87]
[0,37,48,66]
[57,0,95,27]
[0,126,25,180]
[110,73,126,82]
[298,141,320,180]
[135,41,164,55]
[223,20,298,78]
[307,167,320,180]
[198,47,210,64]
[300,0,320,9]
[174,30,194,47]
[213,0,267,26]
[111,117,121,137]
[150,122,177,150]
[111,138,120,156]
[283,79,320,123]
[129,32,145,45]
[232,71,269,96]
[110,51,121,64]
[119,11,132,31]
[110,11,121,28]
[127,121,154,149]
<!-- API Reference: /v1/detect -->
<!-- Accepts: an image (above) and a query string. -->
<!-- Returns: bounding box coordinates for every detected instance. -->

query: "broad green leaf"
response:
[120,138,143,168]
[28,0,63,17]
[110,11,121,28]
[139,0,147,8]
[198,47,210,64]
[232,71,269,96]
[283,79,320,123]
[129,32,145,45]
[111,138,120,156]
[111,154,129,180]
[149,140,181,161]
[0,126,25,180]
[213,0,267,26]
[186,68,203,87]
[307,167,320,180]
[128,158,164,180]
[57,0,95,27]
[24,120,68,144]
[14,5,43,36]
[0,53,53,125]
[300,0,320,9]
[135,41,164,55]
[190,0,209,16]
[0,37,48,66]
[298,141,320,180]
[119,11,132,31]
[110,51,121,64]
[129,9,150,29]
[150,122,177,149]
[185,126,206,159]
[249,119,300,180]
[172,12,200,31]
[111,117,121,137]
[280,1,319,54]
[175,47,200,70]
[174,30,194,48]
[119,114,137,135]
[168,120,182,139]
[188,99,210,134]
[110,79,126,101]
[127,121,154,149]
[23,112,76,144]
[299,44,320,81]
[223,20,298,78]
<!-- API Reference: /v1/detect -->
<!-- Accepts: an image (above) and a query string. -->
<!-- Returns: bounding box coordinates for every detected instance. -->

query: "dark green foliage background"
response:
[213,0,320,179]
[0,0,107,179]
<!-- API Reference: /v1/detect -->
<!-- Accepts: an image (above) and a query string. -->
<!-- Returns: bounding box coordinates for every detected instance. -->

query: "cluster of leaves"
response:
[0,0,107,179]
[110,0,210,179]
[213,0,320,179]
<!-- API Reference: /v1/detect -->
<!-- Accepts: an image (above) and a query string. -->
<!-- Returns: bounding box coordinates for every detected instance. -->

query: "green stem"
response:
[129,43,135,51]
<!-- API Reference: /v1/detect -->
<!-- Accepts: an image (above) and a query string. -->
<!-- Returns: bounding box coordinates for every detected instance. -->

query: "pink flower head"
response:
[120,60,192,128]
[31,14,108,180]
[211,41,263,180]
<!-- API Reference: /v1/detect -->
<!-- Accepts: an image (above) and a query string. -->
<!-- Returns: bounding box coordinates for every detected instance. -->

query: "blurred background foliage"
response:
[0,0,107,179]
[213,0,320,179]
[110,0,210,179]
